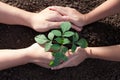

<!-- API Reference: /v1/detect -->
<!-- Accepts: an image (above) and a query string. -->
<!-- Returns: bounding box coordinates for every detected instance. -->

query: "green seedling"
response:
[34,22,88,67]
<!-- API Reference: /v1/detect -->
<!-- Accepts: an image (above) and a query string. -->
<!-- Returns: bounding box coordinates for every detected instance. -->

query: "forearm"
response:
[0,48,30,70]
[84,0,120,25]
[0,2,34,27]
[86,45,120,61]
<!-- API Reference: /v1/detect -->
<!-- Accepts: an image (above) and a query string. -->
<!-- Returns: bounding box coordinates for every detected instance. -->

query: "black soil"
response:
[0,0,120,80]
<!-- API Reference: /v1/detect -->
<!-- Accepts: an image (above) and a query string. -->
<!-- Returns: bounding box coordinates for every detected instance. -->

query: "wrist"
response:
[21,47,34,63]
[77,14,88,27]
[84,47,93,58]
[23,12,36,28]
[81,13,89,26]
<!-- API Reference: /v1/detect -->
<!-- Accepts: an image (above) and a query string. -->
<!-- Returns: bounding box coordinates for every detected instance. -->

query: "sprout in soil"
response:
[34,22,88,67]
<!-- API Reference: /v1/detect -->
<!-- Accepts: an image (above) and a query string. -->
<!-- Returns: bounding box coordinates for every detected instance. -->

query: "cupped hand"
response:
[26,43,53,68]
[51,47,89,70]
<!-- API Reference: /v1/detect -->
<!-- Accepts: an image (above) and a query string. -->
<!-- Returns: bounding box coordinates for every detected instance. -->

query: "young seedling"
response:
[34,22,88,67]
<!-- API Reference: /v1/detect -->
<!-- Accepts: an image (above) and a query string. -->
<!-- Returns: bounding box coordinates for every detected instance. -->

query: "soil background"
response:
[0,0,120,80]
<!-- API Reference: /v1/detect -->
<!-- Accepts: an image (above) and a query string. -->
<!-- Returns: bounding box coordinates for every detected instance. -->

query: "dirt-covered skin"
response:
[0,0,120,80]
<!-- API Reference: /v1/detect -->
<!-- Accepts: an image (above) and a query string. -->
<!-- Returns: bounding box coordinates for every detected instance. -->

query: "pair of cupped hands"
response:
[27,6,88,70]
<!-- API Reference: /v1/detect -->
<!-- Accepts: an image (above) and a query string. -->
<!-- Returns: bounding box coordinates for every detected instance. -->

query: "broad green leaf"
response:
[63,31,74,37]
[55,37,63,44]
[61,22,71,33]
[45,41,53,51]
[77,38,88,48]
[48,32,54,40]
[51,44,61,51]
[35,34,49,44]
[63,38,70,45]
[51,30,61,36]
[73,32,79,41]
[60,46,68,54]
[71,44,77,52]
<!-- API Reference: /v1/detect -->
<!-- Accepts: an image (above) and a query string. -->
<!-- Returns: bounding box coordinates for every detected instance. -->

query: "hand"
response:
[26,43,53,68]
[30,7,80,32]
[30,7,81,32]
[51,47,89,70]
[49,6,86,30]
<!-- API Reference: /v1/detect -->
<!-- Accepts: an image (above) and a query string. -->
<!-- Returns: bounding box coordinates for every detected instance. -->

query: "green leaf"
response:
[61,22,71,33]
[63,31,74,37]
[50,52,68,66]
[55,37,63,44]
[48,32,54,40]
[51,30,62,36]
[50,52,62,66]
[71,44,77,52]
[60,46,68,54]
[50,58,61,67]
[77,38,88,48]
[34,34,49,44]
[45,41,53,51]
[49,61,54,66]
[73,32,79,41]
[62,55,68,61]
[63,38,70,45]
[51,44,61,51]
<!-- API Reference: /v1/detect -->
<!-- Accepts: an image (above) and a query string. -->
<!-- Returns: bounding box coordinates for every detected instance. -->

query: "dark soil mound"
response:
[0,0,120,80]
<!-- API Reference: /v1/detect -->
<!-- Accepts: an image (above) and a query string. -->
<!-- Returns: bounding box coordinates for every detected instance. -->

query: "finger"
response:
[49,21,63,29]
[49,6,67,16]
[71,24,82,32]
[56,16,69,21]
[48,15,69,22]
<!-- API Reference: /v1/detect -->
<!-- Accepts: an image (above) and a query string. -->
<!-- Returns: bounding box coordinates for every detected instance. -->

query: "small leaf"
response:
[51,30,61,36]
[63,38,70,45]
[63,31,74,37]
[60,46,68,54]
[55,37,63,44]
[61,22,71,33]
[48,32,54,40]
[49,61,54,66]
[62,55,68,61]
[50,52,62,66]
[77,38,88,48]
[45,41,53,51]
[50,58,60,67]
[50,52,68,66]
[71,44,77,52]
[51,44,61,51]
[34,34,49,44]
[73,32,79,41]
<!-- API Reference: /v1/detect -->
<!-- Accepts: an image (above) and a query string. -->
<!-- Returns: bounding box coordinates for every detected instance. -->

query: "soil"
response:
[0,0,120,80]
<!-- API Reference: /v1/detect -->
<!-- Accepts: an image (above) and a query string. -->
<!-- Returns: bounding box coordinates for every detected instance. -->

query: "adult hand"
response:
[49,6,86,30]
[51,47,89,70]
[26,43,53,68]
[30,7,81,32]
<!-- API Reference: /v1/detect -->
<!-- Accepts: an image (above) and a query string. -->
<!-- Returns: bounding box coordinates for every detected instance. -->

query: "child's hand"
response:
[49,6,86,31]
[51,47,89,70]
